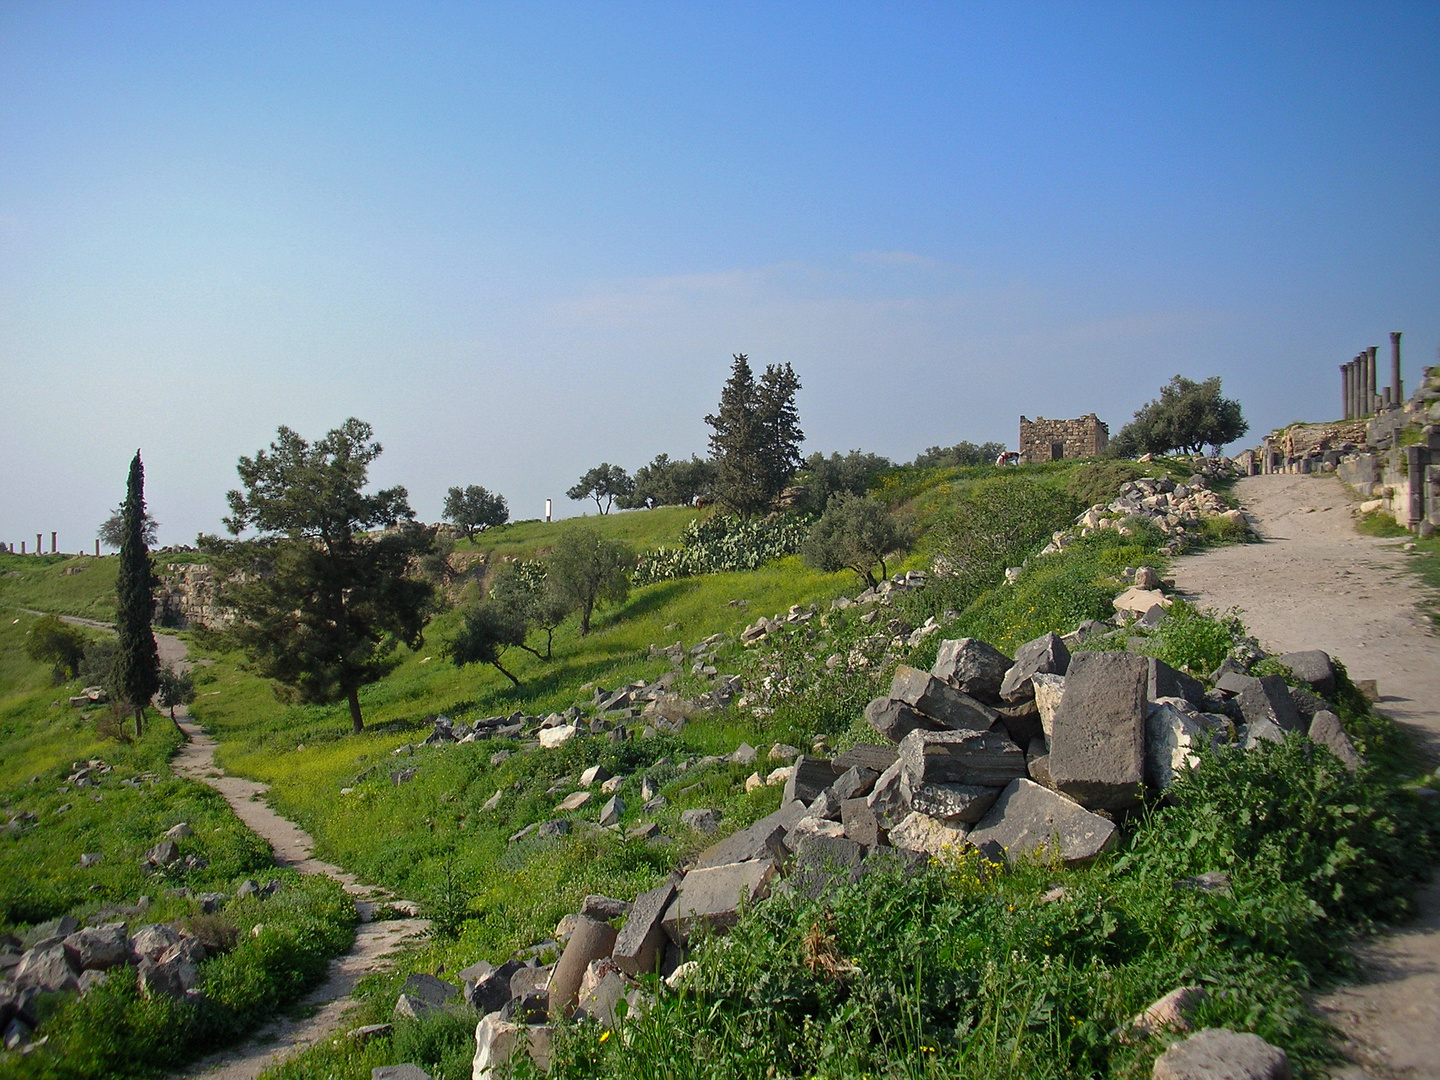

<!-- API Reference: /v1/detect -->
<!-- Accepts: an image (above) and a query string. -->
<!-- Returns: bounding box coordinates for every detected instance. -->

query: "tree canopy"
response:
[114,452,160,736]
[1110,375,1249,457]
[24,615,87,683]
[447,602,527,686]
[704,354,804,516]
[618,454,718,509]
[486,560,573,658]
[98,508,158,550]
[567,463,634,515]
[801,492,911,588]
[794,450,892,515]
[442,485,509,539]
[201,419,435,734]
[546,527,633,636]
[909,441,1008,469]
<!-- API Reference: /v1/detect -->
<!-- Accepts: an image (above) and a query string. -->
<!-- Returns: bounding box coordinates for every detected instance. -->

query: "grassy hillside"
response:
[455,504,703,562]
[0,553,119,622]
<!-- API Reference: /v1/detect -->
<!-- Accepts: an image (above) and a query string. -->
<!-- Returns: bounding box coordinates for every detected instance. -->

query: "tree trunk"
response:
[580,600,593,636]
[491,659,521,687]
[347,686,364,734]
[134,707,144,740]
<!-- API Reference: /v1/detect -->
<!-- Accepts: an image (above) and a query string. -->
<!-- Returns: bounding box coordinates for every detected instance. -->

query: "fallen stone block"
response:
[830,765,879,802]
[612,881,677,977]
[831,743,899,774]
[372,1066,432,1080]
[1048,650,1147,811]
[1307,710,1362,772]
[1113,587,1171,617]
[1032,673,1065,741]
[13,942,79,993]
[995,698,1044,748]
[575,957,628,1026]
[890,666,999,730]
[1026,737,1052,789]
[129,923,180,962]
[1287,686,1330,723]
[865,759,909,827]
[930,638,1013,703]
[694,801,805,870]
[1278,650,1336,697]
[598,795,624,827]
[464,959,526,1016]
[999,632,1070,702]
[1215,670,1259,696]
[789,833,867,898]
[782,756,836,805]
[556,791,592,812]
[1236,675,1304,734]
[680,808,721,834]
[401,972,458,1010]
[863,697,944,743]
[662,859,778,945]
[472,1013,553,1079]
[839,798,884,847]
[898,728,1026,788]
[548,916,618,1018]
[1151,1027,1291,1080]
[900,774,1000,823]
[1148,659,1205,710]
[580,895,629,921]
[966,779,1117,865]
[887,811,968,860]
[1145,700,1209,791]
[145,840,181,867]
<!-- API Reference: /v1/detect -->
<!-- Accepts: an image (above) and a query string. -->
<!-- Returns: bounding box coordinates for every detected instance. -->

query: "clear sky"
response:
[2,2,1437,549]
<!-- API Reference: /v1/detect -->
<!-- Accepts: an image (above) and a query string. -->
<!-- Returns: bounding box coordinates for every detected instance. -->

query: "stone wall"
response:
[155,563,230,629]
[1018,415,1108,464]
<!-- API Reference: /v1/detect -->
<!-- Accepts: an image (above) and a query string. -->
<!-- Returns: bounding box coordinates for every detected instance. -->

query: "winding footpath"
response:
[1171,473,1440,1080]
[38,615,431,1080]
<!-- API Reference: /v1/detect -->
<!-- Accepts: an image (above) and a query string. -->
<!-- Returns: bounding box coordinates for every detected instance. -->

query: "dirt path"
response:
[1170,473,1440,1080]
[157,643,430,1080]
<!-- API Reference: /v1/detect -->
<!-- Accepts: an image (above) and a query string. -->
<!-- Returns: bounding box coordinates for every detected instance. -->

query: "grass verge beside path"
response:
[1356,510,1440,625]
[0,609,356,1080]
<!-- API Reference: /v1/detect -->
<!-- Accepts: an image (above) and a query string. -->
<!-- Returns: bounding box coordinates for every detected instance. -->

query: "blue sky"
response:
[2,2,1437,548]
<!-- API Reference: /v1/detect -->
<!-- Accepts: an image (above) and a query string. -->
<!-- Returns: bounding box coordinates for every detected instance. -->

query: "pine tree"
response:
[114,451,160,738]
[705,354,804,516]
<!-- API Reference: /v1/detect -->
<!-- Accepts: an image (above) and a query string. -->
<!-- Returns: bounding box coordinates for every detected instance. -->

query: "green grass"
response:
[1354,511,1440,625]
[0,553,119,623]
[456,505,703,562]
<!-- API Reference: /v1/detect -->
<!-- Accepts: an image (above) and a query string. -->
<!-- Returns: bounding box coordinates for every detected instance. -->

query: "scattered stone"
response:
[839,798,883,846]
[1133,565,1160,589]
[890,666,999,730]
[1236,676,1304,734]
[967,779,1118,865]
[13,943,79,993]
[1176,871,1232,895]
[347,1023,393,1041]
[888,811,968,859]
[1277,650,1336,696]
[930,638,1012,703]
[865,759,910,827]
[1148,659,1205,710]
[574,957,628,1026]
[130,923,181,961]
[555,791,592,812]
[164,823,194,840]
[1123,985,1206,1041]
[1145,700,1209,791]
[744,772,764,792]
[1026,737,1052,789]
[731,742,757,765]
[695,801,805,870]
[901,777,1000,823]
[1113,587,1171,617]
[830,765,880,802]
[579,765,611,787]
[1032,673,1065,741]
[1306,711,1362,772]
[1047,650,1147,811]
[1151,1027,1291,1080]
[598,795,625,827]
[662,859,778,945]
[79,852,102,868]
[63,924,128,971]
[999,633,1070,702]
[390,769,417,785]
[680,808,721,834]
[145,840,181,867]
[464,959,526,1016]
[538,724,578,749]
[769,744,800,762]
[790,833,867,897]
[372,1066,432,1080]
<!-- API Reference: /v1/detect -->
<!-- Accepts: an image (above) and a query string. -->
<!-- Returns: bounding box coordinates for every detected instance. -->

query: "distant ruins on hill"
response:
[1018,414,1109,464]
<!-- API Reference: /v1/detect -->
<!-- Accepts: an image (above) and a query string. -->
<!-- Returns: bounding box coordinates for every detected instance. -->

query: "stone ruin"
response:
[1236,333,1440,535]
[1018,414,1109,464]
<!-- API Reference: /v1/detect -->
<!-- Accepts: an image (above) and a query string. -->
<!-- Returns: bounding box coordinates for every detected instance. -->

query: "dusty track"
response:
[1171,473,1440,1080]
[156,643,429,1079]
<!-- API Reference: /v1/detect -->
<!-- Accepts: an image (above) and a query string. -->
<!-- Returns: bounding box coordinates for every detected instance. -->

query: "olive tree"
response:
[801,492,911,588]
[546,527,633,636]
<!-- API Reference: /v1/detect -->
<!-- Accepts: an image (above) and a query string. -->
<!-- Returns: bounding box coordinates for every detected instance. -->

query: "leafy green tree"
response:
[98,508,159,550]
[487,560,573,658]
[619,454,718,509]
[567,464,634,515]
[446,601,527,686]
[909,441,1008,469]
[802,492,912,588]
[157,662,196,728]
[24,615,87,683]
[114,452,160,737]
[705,354,804,516]
[201,419,435,734]
[1111,375,1249,457]
[442,485,509,540]
[794,450,892,515]
[546,527,633,636]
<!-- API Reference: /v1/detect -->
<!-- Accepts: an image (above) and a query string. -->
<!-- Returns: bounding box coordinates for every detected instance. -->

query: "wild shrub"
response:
[23,615,87,683]
[633,513,811,586]
[1062,459,1144,508]
[1142,599,1247,677]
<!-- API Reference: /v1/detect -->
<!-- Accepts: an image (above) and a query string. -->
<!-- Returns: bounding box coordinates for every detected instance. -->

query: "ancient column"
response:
[1348,360,1358,419]
[1390,332,1402,407]
[35,534,41,555]
[1340,363,1351,418]
[50,532,56,554]
[1367,345,1379,412]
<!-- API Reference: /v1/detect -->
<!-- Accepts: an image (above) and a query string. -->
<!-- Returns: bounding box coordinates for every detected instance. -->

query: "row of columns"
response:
[2,536,102,556]
[1341,332,1404,420]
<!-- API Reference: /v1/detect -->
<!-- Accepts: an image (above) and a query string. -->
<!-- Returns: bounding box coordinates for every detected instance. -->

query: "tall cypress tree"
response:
[705,354,804,516]
[115,451,160,737]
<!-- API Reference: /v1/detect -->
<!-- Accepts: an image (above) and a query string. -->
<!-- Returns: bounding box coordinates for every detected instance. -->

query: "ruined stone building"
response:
[1018,414,1109,463]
